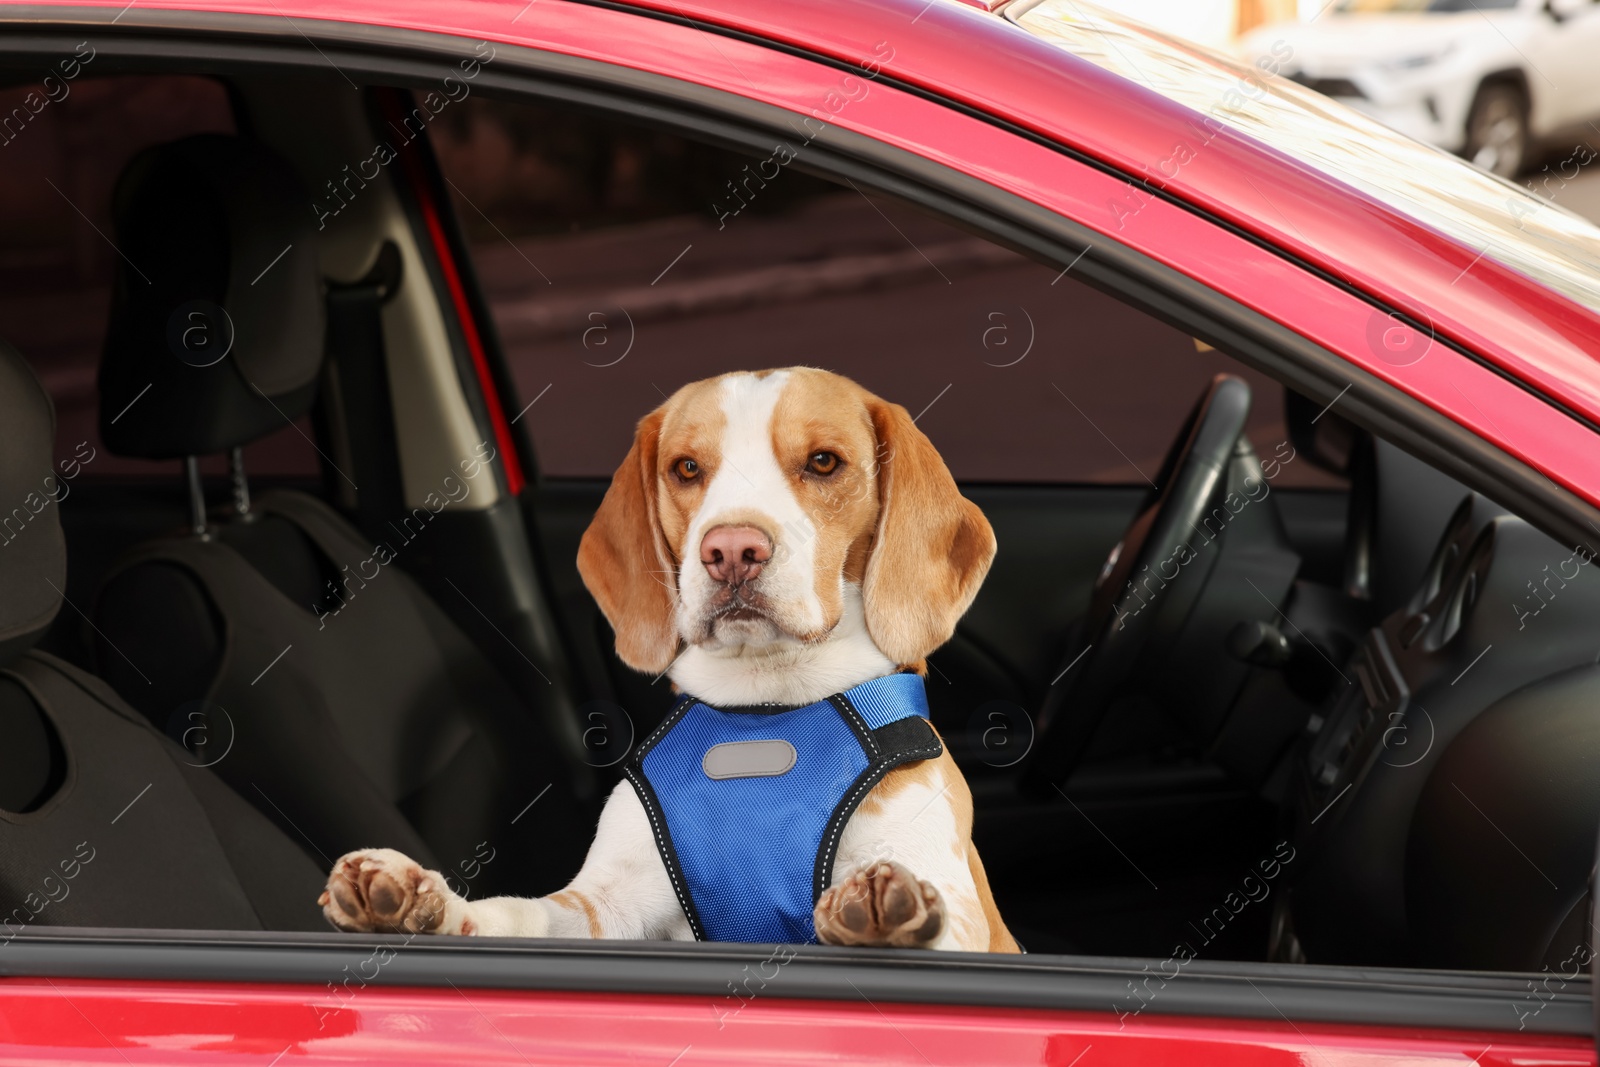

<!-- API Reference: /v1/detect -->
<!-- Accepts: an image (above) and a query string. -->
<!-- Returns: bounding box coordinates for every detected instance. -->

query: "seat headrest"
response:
[0,339,66,665]
[98,133,325,459]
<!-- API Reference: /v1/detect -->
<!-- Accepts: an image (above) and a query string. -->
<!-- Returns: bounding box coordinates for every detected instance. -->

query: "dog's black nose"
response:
[700,524,772,585]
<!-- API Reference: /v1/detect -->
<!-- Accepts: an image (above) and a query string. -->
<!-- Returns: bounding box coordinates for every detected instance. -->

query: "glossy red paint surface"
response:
[0,978,1592,1066]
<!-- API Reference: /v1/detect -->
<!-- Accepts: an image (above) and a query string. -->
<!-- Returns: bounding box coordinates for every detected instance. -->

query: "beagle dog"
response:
[321,368,1018,952]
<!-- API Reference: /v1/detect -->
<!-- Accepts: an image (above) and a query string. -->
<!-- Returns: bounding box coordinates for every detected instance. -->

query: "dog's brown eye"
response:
[673,457,700,482]
[806,451,841,476]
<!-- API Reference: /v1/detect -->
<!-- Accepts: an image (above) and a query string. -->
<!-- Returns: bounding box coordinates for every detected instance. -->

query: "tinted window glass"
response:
[0,73,318,478]
[432,95,1337,487]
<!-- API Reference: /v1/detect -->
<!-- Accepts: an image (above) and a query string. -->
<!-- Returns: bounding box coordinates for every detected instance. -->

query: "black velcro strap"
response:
[871,715,942,763]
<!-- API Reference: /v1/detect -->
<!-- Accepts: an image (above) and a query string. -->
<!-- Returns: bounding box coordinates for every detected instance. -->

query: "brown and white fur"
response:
[320,368,1018,952]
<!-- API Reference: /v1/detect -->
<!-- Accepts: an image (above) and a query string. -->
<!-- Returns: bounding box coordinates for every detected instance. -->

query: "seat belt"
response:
[321,240,405,546]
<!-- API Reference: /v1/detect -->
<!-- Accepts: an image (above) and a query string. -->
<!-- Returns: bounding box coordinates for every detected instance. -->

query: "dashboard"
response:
[1287,490,1600,969]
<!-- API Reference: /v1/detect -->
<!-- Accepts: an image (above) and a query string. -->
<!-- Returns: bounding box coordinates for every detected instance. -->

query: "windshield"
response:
[1332,0,1518,11]
[1008,0,1600,313]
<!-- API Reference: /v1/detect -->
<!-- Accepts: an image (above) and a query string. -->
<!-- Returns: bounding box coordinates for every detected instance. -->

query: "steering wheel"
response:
[1020,374,1254,800]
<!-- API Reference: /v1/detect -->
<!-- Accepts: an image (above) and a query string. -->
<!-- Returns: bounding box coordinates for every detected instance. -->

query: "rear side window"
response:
[0,72,318,478]
[429,95,1336,487]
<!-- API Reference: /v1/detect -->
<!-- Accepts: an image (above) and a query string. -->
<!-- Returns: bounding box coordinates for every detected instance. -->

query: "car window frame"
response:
[0,6,1593,1042]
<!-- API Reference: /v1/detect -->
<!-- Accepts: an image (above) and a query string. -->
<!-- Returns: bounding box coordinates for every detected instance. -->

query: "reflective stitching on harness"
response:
[832,691,879,759]
[634,695,695,760]
[624,695,703,939]
[634,675,935,943]
[813,740,943,901]
[623,764,704,940]
[832,694,883,758]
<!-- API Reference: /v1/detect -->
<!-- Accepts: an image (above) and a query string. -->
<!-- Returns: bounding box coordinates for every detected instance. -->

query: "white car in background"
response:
[1238,0,1600,177]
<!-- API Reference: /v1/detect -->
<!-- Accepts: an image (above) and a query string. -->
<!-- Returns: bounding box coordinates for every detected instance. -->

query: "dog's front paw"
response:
[814,861,944,948]
[319,849,474,935]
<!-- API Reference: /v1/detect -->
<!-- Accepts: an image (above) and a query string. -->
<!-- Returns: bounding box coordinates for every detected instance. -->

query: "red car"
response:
[2,0,1599,1062]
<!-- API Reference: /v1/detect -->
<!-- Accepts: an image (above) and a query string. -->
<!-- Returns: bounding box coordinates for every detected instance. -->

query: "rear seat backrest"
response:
[89,134,590,898]
[0,335,327,934]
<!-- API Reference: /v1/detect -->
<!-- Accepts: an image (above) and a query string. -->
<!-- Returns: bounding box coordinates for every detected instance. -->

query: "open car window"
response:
[429,93,1339,488]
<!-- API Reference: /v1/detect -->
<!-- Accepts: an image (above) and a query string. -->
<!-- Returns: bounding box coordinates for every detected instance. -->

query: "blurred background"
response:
[1118,0,1600,206]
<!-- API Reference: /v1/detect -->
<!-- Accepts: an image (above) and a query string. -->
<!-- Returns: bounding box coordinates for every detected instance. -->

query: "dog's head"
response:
[577,368,996,675]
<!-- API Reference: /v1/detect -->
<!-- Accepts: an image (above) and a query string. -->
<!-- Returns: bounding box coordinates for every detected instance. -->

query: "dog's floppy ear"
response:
[578,409,680,674]
[861,398,996,665]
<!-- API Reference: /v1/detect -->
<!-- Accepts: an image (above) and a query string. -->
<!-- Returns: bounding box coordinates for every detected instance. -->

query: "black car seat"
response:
[0,336,326,934]
[89,134,589,898]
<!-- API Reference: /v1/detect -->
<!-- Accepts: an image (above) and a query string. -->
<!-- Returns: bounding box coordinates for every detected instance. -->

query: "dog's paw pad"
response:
[321,849,459,935]
[814,861,944,948]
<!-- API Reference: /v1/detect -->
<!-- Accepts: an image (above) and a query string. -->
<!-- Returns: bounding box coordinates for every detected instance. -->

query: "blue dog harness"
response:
[624,672,942,944]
